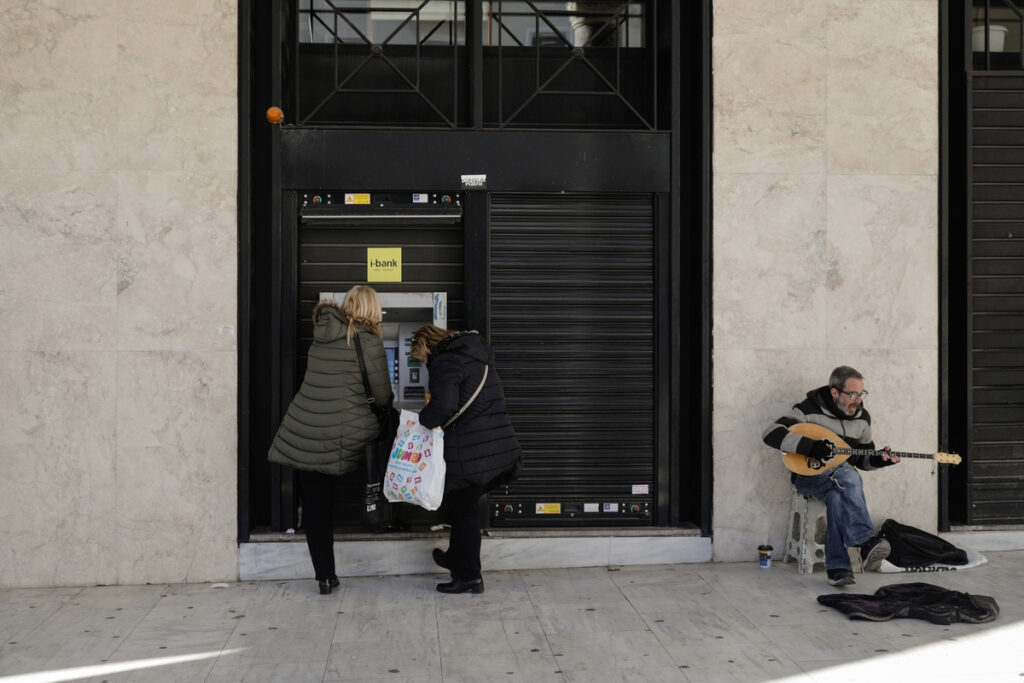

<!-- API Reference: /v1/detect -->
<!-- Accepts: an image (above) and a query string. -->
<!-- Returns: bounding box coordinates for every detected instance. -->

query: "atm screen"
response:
[385,347,398,384]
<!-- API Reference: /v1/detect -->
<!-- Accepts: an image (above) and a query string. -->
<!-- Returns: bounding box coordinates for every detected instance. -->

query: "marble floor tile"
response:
[546,629,676,672]
[223,625,336,663]
[333,603,438,644]
[337,574,437,613]
[644,605,769,645]
[102,621,236,661]
[0,586,83,644]
[437,616,552,657]
[609,564,711,588]
[0,594,161,675]
[562,665,690,682]
[325,637,442,680]
[662,639,811,682]
[205,660,329,683]
[617,581,731,613]
[536,599,648,634]
[757,622,899,662]
[82,657,220,683]
[435,598,539,621]
[522,576,625,604]
[440,652,563,681]
[520,566,619,581]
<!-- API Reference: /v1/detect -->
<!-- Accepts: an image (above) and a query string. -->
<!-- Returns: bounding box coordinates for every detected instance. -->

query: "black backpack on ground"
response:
[878,518,968,567]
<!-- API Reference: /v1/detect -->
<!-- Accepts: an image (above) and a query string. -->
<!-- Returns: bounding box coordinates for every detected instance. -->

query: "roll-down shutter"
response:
[967,75,1024,524]
[488,193,657,526]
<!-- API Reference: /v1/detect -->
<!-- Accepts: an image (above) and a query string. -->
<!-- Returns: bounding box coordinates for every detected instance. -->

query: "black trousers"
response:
[297,469,337,581]
[441,484,485,581]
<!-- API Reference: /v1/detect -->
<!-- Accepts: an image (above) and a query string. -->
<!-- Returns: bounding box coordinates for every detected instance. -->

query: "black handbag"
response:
[353,333,401,532]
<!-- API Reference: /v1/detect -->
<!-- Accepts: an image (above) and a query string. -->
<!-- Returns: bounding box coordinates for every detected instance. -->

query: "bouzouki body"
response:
[782,423,852,476]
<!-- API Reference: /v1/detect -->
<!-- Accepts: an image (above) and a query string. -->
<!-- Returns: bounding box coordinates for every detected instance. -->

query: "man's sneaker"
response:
[826,568,855,586]
[859,536,891,572]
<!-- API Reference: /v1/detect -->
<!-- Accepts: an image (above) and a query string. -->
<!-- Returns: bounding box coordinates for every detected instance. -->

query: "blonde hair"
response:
[410,324,456,363]
[341,285,383,342]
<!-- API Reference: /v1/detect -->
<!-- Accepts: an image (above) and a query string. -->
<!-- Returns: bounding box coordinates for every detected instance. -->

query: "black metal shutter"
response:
[968,74,1024,524]
[488,192,656,526]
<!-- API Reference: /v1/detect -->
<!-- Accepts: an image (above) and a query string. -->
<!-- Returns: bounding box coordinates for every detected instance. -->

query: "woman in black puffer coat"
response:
[411,325,522,594]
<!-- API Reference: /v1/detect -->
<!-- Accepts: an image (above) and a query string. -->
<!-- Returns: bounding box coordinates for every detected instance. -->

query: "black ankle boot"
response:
[436,578,484,594]
[432,548,452,571]
[318,576,340,595]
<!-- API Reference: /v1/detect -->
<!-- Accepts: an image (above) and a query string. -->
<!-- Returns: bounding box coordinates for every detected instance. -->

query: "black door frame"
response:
[238,0,713,539]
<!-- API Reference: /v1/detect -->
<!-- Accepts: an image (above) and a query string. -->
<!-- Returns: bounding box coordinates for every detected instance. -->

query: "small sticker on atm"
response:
[535,503,561,514]
[603,503,619,513]
[583,503,599,513]
[412,193,429,203]
[344,193,371,205]
[632,484,649,495]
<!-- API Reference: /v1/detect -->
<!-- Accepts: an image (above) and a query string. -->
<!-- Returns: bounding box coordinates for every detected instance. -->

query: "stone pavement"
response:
[2,551,1023,682]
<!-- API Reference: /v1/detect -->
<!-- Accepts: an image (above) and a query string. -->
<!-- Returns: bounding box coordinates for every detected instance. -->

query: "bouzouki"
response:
[782,423,961,476]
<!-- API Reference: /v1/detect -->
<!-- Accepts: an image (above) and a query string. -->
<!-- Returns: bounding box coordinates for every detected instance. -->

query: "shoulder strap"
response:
[351,332,377,409]
[442,365,489,429]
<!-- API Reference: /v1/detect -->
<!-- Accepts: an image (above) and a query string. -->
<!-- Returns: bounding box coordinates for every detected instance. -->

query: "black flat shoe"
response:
[436,578,484,594]
[432,548,452,571]
[318,576,340,595]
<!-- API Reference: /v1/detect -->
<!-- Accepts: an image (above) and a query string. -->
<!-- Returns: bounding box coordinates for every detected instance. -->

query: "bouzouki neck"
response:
[833,448,934,462]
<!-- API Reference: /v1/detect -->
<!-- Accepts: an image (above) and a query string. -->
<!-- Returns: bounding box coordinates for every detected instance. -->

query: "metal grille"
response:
[293,1,464,126]
[485,2,656,129]
[967,74,1024,523]
[286,1,660,129]
[488,193,656,512]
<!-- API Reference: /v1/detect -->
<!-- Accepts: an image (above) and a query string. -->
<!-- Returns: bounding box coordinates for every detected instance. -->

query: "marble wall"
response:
[0,0,941,584]
[0,0,238,586]
[712,0,940,561]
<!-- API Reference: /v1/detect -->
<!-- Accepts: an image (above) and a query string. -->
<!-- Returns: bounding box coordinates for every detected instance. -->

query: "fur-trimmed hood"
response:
[311,301,347,343]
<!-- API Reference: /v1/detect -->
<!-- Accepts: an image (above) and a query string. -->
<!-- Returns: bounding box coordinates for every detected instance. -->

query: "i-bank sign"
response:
[367,247,402,282]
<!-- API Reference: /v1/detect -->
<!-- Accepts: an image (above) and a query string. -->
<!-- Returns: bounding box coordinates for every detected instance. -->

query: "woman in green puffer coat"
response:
[268,285,392,594]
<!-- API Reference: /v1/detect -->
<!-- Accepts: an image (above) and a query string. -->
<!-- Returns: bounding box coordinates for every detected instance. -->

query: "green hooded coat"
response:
[267,302,393,475]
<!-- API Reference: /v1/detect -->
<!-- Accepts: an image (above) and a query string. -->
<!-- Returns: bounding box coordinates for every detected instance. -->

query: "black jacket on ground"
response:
[818,582,998,624]
[417,332,521,492]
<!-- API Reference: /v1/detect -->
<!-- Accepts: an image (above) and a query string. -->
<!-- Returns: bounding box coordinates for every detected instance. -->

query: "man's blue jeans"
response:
[793,463,876,570]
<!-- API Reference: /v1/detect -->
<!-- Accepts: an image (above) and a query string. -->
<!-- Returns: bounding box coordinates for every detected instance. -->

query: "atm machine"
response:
[317,291,447,411]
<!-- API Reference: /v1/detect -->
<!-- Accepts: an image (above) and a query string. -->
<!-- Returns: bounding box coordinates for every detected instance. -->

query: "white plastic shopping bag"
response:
[383,409,446,510]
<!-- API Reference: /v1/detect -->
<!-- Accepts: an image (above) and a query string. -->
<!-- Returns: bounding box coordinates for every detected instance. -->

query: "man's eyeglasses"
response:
[839,390,869,400]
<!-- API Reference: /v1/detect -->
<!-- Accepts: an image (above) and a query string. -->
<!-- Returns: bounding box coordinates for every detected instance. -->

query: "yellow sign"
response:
[535,503,561,515]
[345,193,371,205]
[367,247,402,282]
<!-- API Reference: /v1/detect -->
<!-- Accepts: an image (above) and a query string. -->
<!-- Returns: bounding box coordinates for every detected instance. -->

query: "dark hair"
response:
[829,365,863,390]
[410,324,457,363]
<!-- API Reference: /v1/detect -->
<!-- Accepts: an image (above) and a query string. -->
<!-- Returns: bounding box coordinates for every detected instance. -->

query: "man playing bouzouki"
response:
[762,366,900,587]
